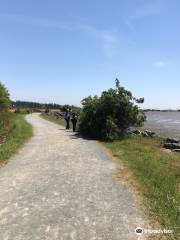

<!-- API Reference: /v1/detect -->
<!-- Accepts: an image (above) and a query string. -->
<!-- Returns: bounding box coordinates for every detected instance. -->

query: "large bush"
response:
[79,79,146,141]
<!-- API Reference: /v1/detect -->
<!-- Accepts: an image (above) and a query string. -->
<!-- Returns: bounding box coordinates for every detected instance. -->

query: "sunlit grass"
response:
[0,114,33,163]
[103,136,180,238]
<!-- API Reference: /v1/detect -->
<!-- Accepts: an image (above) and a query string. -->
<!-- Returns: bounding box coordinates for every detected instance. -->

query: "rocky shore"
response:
[128,129,180,152]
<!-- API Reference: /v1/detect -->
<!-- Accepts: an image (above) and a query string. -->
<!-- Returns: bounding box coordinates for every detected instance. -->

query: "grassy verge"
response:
[103,136,180,238]
[0,114,33,163]
[40,113,66,127]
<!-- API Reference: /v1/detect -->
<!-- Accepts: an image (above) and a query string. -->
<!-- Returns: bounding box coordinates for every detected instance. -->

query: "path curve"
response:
[0,113,148,240]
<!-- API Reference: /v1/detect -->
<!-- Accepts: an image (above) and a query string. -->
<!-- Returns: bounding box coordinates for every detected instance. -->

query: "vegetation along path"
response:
[0,113,149,240]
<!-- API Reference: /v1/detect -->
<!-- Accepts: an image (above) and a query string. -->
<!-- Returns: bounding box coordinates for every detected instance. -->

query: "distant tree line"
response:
[12,101,81,113]
[144,109,180,112]
[12,101,62,109]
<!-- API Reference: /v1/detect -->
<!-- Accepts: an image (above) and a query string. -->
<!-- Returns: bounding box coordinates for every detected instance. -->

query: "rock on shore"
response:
[129,129,156,137]
[163,138,180,151]
[128,128,180,152]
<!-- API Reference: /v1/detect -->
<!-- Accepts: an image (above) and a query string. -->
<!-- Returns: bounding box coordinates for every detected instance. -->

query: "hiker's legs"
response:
[67,119,70,129]
[65,119,69,129]
[73,122,76,132]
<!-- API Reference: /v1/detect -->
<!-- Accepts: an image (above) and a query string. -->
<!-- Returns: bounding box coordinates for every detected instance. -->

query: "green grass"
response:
[0,114,33,163]
[103,136,180,238]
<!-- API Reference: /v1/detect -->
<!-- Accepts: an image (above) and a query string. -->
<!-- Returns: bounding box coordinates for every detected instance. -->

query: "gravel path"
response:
[0,113,149,240]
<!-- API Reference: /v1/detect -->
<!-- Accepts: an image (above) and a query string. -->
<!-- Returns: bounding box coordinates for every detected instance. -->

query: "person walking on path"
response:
[64,109,70,130]
[71,112,78,132]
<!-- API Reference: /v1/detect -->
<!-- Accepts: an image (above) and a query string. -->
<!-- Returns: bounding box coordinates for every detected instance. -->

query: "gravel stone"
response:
[0,113,149,240]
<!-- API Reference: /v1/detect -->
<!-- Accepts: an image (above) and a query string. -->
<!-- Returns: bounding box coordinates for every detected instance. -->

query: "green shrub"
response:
[0,111,14,136]
[79,79,146,140]
[0,82,11,111]
[0,83,12,136]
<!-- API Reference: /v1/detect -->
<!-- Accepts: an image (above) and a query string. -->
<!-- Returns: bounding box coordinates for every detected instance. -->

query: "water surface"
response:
[141,111,180,138]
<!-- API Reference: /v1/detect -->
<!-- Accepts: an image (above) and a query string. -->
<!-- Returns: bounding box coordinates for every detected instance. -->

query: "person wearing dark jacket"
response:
[64,109,70,129]
[71,112,78,132]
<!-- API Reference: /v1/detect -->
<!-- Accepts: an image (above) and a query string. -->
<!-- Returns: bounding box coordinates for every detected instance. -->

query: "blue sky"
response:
[0,0,180,109]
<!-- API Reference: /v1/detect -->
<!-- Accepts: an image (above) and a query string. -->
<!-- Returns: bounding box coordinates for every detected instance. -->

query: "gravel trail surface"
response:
[0,113,148,240]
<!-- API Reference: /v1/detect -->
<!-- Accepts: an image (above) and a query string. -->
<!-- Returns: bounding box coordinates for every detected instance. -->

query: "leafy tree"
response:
[79,79,146,141]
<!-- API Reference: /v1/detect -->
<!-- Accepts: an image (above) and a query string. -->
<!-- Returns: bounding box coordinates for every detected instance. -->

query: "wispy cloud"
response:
[124,0,164,32]
[0,14,72,30]
[124,19,136,33]
[130,0,162,19]
[101,31,118,58]
[0,13,119,59]
[153,61,169,67]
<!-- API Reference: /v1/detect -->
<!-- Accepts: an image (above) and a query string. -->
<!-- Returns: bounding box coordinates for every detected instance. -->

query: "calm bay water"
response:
[141,111,180,138]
